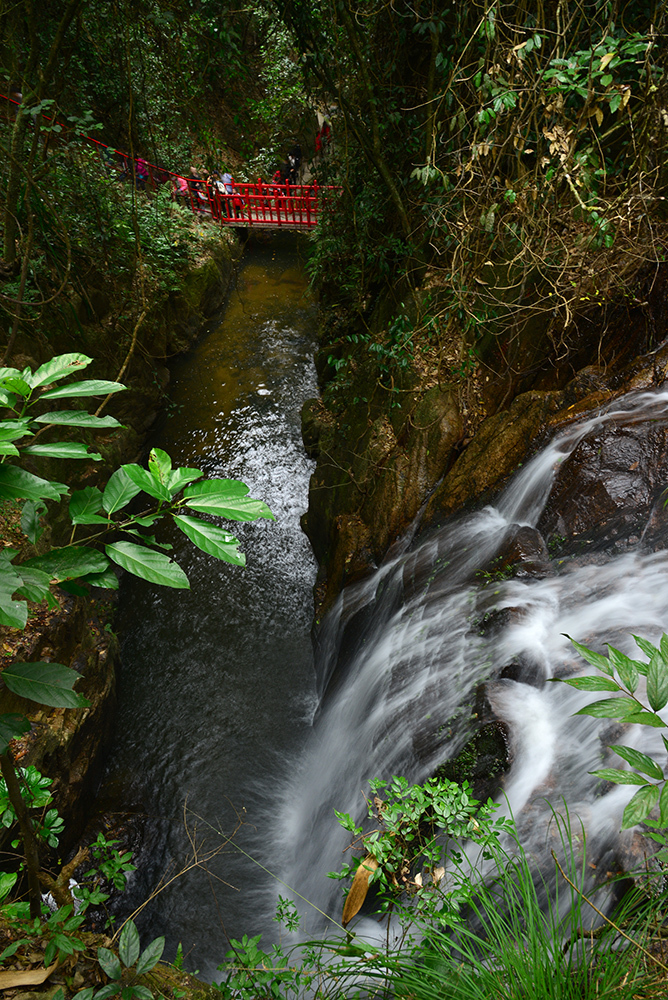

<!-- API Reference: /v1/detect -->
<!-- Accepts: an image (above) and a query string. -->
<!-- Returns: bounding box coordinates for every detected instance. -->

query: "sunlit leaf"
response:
[105,542,190,589]
[2,662,89,708]
[183,480,274,521]
[606,645,639,692]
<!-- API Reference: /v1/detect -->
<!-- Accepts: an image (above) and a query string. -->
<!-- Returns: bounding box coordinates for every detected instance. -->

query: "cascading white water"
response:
[277,387,668,934]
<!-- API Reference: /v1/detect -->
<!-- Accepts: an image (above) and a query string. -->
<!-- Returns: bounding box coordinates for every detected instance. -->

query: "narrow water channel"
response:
[101,236,319,977]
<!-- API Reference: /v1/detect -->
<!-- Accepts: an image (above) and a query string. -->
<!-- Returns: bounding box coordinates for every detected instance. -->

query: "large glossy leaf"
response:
[119,920,140,969]
[135,935,165,975]
[0,714,30,755]
[621,783,660,829]
[149,448,202,495]
[647,651,668,712]
[40,379,125,400]
[0,552,27,629]
[105,542,190,589]
[173,515,245,566]
[609,744,664,780]
[70,487,105,524]
[632,634,659,663]
[2,662,89,708]
[0,376,31,397]
[23,442,102,461]
[22,546,109,582]
[0,465,67,501]
[123,463,172,502]
[102,468,142,514]
[0,442,19,457]
[184,480,274,521]
[33,410,121,429]
[27,354,91,388]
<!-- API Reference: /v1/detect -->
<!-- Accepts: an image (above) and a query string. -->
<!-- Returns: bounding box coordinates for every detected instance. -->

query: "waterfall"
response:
[276,387,668,933]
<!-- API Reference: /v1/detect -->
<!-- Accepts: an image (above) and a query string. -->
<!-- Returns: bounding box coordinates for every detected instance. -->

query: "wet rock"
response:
[422,389,564,526]
[499,653,547,687]
[538,422,668,550]
[434,721,512,802]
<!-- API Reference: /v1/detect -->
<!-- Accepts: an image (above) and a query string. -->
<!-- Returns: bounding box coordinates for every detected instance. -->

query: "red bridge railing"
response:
[1,94,335,230]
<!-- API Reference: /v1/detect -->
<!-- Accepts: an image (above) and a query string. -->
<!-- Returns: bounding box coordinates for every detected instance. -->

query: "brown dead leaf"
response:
[0,960,58,989]
[342,856,379,928]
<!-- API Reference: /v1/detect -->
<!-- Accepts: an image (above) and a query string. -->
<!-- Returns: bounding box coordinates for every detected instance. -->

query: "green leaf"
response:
[102,468,142,514]
[647,651,668,712]
[130,986,154,1000]
[0,869,17,902]
[70,487,105,524]
[183,479,274,521]
[567,636,613,675]
[22,546,109,582]
[135,935,165,975]
[97,946,122,980]
[0,465,67,501]
[557,676,620,692]
[22,442,102,461]
[27,354,91,388]
[574,696,639,719]
[0,419,32,441]
[0,552,27,628]
[2,662,89,708]
[21,499,46,543]
[621,784,660,829]
[119,920,140,969]
[659,782,668,827]
[660,634,668,660]
[123,464,172,502]
[589,768,649,785]
[105,542,190,589]
[93,984,121,1000]
[166,468,202,494]
[78,567,119,590]
[0,376,31,397]
[623,711,667,728]
[15,566,52,602]
[33,410,121,429]
[148,448,171,482]
[40,379,125,400]
[606,645,639,693]
[0,442,19,457]
[173,515,245,566]
[632,634,658,661]
[0,713,30,754]
[609,744,664,780]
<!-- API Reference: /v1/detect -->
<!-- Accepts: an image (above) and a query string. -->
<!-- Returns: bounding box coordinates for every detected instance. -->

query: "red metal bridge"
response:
[1,94,333,231]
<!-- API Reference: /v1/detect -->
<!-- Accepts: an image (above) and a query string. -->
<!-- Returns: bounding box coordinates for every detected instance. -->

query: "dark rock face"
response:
[538,422,668,554]
[302,384,463,615]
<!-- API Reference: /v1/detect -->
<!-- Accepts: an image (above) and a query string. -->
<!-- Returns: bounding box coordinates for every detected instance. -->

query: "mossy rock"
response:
[435,721,511,802]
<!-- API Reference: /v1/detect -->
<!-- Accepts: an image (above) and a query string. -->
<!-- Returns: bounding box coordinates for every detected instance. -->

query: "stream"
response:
[104,239,668,975]
[101,235,319,977]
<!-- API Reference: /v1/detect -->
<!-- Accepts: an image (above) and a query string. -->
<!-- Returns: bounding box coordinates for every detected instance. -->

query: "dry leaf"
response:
[342,856,379,928]
[599,52,615,72]
[0,960,58,989]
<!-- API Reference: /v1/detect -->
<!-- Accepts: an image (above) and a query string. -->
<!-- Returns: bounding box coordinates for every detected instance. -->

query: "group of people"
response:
[173,167,243,219]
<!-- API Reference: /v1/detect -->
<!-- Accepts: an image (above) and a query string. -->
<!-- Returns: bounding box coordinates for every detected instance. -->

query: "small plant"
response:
[75,919,164,1000]
[0,765,64,849]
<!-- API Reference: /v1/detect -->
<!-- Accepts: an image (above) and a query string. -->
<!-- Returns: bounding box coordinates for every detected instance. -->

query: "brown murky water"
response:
[101,235,319,976]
